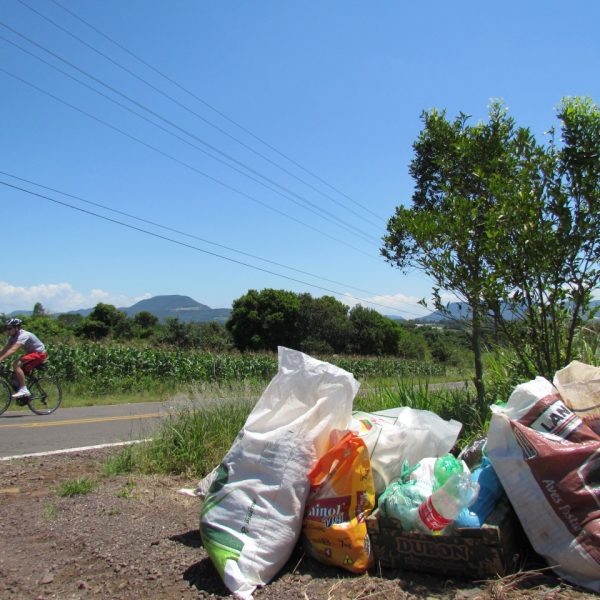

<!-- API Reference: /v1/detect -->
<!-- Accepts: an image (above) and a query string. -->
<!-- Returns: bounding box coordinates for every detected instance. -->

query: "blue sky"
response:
[1,0,599,318]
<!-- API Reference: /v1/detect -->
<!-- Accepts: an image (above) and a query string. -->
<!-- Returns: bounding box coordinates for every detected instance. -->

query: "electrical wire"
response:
[0,64,380,261]
[0,169,385,298]
[18,0,385,229]
[0,21,380,245]
[45,0,385,225]
[0,179,431,318]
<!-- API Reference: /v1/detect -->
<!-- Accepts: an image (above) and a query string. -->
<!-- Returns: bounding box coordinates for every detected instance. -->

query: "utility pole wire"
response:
[0,21,380,244]
[0,65,378,261]
[22,0,385,227]
[0,170,388,299]
[0,180,429,318]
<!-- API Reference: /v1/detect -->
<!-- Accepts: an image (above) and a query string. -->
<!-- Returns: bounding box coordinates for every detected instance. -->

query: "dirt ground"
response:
[0,449,597,600]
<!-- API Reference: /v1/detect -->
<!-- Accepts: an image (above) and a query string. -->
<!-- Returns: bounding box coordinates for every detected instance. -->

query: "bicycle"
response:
[0,363,62,416]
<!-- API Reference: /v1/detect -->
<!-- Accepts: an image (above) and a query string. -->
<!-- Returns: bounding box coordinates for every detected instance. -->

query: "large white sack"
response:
[351,407,462,494]
[199,347,358,599]
[487,377,600,592]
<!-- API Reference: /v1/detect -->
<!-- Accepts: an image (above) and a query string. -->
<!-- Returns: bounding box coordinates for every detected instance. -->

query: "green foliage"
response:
[102,445,135,475]
[571,321,600,366]
[106,399,255,478]
[227,289,302,351]
[297,294,351,354]
[107,380,481,478]
[348,305,401,355]
[22,314,69,342]
[383,96,600,412]
[56,477,96,497]
[32,302,45,317]
[47,343,447,393]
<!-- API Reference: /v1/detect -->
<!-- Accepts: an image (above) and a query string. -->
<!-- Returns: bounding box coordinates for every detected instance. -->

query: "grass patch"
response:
[115,480,136,499]
[57,477,96,497]
[43,501,59,519]
[102,445,135,476]
[104,397,255,478]
[60,378,270,409]
[103,379,484,479]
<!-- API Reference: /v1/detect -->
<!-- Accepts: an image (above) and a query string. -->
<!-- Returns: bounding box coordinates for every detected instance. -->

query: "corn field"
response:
[45,343,446,394]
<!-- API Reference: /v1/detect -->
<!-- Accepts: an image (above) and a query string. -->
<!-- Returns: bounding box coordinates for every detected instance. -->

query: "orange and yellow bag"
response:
[301,430,375,573]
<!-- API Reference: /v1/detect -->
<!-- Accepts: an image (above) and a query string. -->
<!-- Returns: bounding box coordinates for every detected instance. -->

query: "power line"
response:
[0,64,379,261]
[20,0,385,228]
[0,21,380,245]
[0,169,383,298]
[0,179,430,318]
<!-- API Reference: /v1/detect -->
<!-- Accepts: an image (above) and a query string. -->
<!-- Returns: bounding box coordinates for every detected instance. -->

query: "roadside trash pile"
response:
[187,348,600,599]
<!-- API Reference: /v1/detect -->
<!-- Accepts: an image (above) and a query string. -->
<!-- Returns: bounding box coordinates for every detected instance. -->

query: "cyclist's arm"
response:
[0,341,22,362]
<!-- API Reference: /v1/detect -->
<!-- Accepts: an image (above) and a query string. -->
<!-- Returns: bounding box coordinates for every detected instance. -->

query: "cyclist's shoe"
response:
[12,387,31,399]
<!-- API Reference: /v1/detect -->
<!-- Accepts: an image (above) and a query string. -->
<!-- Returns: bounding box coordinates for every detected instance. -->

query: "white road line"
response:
[0,438,152,461]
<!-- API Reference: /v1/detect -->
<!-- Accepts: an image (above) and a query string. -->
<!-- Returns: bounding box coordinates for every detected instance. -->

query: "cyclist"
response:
[0,318,47,399]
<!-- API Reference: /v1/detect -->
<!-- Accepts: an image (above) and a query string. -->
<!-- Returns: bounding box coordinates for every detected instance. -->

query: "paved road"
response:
[0,399,195,459]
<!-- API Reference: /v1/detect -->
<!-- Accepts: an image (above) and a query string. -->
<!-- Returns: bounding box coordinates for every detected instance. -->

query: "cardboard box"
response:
[366,499,522,579]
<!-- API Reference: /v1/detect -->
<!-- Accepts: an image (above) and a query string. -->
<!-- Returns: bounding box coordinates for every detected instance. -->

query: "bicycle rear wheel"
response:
[0,379,12,416]
[27,376,62,415]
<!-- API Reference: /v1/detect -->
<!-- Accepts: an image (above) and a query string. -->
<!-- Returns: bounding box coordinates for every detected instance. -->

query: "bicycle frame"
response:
[0,363,62,416]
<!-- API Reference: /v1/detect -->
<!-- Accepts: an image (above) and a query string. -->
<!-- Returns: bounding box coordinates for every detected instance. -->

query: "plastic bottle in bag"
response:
[432,454,464,489]
[454,457,504,527]
[415,472,479,533]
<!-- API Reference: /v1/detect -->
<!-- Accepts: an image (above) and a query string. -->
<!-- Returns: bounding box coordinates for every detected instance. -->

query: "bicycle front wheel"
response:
[28,376,62,415]
[0,379,12,416]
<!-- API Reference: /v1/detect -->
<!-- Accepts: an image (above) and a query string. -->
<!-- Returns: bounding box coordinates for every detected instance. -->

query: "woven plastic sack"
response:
[199,347,358,599]
[487,376,600,592]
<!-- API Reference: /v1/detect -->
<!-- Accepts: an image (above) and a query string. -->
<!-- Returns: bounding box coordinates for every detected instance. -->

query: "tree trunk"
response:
[471,305,486,420]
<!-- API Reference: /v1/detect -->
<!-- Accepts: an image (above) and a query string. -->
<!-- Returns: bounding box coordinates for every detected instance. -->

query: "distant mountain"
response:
[63,294,231,323]
[122,295,231,323]
[417,302,472,323]
[418,299,600,323]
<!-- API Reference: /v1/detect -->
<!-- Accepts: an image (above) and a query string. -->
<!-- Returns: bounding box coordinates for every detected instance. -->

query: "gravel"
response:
[0,449,596,600]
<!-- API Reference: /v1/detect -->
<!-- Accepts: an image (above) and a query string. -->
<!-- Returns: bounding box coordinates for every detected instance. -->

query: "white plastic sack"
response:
[351,407,462,494]
[199,347,358,599]
[487,376,600,592]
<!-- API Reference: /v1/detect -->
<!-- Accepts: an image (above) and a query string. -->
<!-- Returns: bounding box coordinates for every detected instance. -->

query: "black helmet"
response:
[5,318,23,328]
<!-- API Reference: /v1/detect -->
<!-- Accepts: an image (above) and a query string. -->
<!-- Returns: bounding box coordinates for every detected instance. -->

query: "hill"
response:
[21,295,233,323]
[417,299,600,323]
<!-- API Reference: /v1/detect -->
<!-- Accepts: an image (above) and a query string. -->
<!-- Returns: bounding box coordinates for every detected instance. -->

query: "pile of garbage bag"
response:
[187,348,600,598]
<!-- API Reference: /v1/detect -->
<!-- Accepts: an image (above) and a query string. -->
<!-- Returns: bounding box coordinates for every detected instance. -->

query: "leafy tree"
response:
[22,314,67,342]
[76,303,128,340]
[382,101,519,407]
[396,327,430,361]
[88,303,128,329]
[193,321,233,352]
[348,305,401,356]
[297,294,351,354]
[383,97,600,409]
[154,318,195,349]
[76,318,110,340]
[56,313,83,330]
[487,97,600,377]
[32,302,45,317]
[227,289,301,352]
[133,311,159,330]
[132,311,159,339]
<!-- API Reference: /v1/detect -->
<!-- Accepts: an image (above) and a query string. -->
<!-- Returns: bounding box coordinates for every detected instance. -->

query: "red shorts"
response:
[20,352,47,374]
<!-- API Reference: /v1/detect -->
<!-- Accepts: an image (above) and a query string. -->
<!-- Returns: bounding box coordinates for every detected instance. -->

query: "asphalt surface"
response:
[0,399,194,459]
